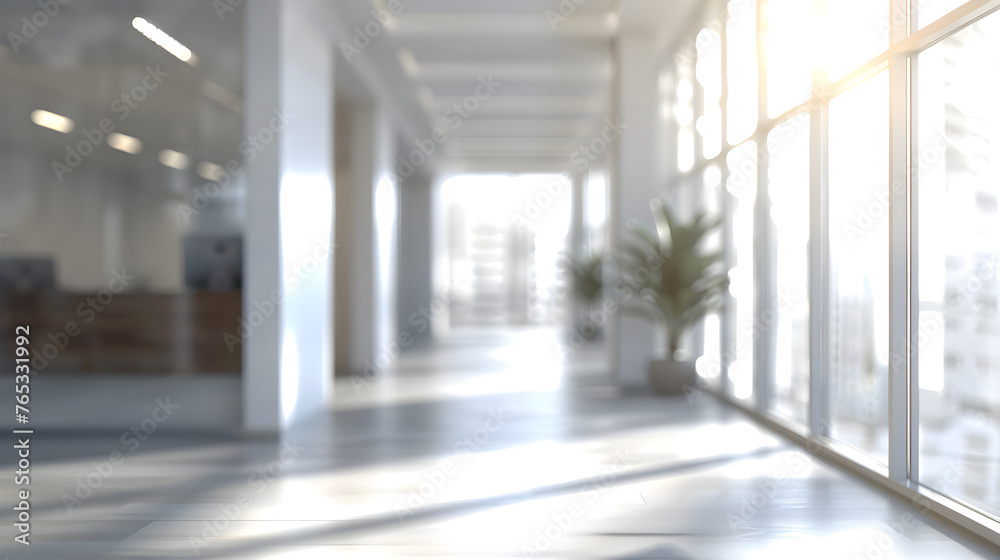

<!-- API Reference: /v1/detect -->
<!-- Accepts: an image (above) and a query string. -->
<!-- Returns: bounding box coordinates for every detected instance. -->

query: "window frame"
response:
[671,0,1000,546]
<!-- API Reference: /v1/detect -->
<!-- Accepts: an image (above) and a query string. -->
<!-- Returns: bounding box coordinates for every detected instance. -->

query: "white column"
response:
[397,171,434,347]
[340,104,400,376]
[243,0,335,432]
[346,103,376,373]
[373,109,399,359]
[609,32,660,390]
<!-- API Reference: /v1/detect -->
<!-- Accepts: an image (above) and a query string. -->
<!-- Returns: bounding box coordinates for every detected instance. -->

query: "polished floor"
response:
[2,328,998,559]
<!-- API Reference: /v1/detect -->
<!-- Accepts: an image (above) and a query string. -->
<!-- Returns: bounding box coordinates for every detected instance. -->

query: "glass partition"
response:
[0,1,244,375]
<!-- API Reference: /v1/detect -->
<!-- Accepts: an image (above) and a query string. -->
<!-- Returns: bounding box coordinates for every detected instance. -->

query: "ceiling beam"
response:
[391,13,617,38]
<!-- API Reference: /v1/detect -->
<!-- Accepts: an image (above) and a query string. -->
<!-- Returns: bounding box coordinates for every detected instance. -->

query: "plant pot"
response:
[648,359,698,396]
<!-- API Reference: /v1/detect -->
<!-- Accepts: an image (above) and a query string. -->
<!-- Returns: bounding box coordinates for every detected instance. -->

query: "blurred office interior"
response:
[1,0,1000,557]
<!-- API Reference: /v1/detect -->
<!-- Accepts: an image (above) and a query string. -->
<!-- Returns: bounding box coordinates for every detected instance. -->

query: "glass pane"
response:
[726,0,758,145]
[726,141,758,402]
[917,12,1000,517]
[0,4,245,377]
[767,114,811,427]
[766,0,813,117]
[696,28,722,159]
[698,166,724,390]
[816,0,889,82]
[676,64,695,172]
[828,71,890,466]
[917,0,971,30]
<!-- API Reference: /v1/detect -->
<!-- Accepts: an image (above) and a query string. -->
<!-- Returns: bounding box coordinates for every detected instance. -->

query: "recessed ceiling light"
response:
[158,149,189,170]
[107,132,143,154]
[30,109,74,133]
[132,17,199,66]
[196,161,225,182]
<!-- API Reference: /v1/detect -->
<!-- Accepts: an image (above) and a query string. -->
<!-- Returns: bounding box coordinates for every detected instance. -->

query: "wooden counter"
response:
[1,292,242,374]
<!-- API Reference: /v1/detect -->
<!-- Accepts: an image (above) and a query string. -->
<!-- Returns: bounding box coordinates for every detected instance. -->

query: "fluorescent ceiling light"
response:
[132,17,199,66]
[107,132,143,154]
[158,149,189,170]
[30,109,74,133]
[196,161,225,182]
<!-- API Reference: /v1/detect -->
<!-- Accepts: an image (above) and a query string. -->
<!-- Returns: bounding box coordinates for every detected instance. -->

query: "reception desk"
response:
[2,292,242,374]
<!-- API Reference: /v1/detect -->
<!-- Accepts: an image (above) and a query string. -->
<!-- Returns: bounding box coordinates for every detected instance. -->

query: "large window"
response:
[767,115,810,427]
[726,141,757,402]
[917,0,972,29]
[828,71,891,466]
[917,11,1000,517]
[675,62,696,172]
[765,0,813,117]
[726,0,757,145]
[698,166,724,389]
[667,0,1000,539]
[815,0,888,83]
[696,28,722,159]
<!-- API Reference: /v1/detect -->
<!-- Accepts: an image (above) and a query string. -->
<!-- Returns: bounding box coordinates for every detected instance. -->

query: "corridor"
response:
[9,329,994,559]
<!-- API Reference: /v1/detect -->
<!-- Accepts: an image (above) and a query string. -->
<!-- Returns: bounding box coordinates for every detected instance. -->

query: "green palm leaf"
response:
[620,200,729,358]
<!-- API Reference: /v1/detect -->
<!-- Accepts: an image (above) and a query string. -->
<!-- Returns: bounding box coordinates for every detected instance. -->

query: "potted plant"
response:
[565,250,602,309]
[618,199,728,395]
[563,251,604,340]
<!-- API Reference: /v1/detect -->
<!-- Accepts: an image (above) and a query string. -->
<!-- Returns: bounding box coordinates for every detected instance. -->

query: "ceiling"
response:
[328,0,697,175]
[0,0,243,187]
[0,0,697,183]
